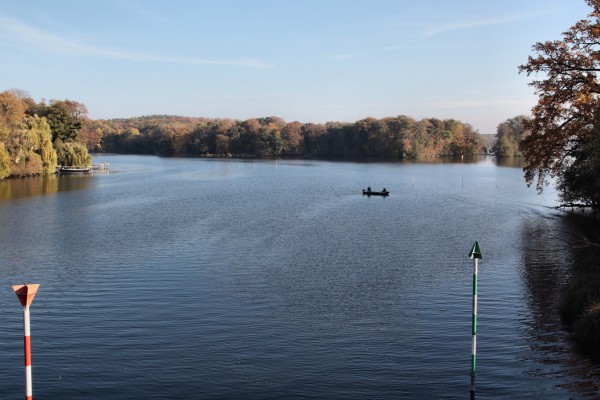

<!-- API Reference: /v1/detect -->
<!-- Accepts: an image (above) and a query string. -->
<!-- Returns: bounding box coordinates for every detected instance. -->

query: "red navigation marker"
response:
[12,284,40,400]
[13,284,40,307]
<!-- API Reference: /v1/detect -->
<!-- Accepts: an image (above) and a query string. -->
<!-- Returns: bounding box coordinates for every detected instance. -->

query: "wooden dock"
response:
[56,163,110,175]
[92,163,110,171]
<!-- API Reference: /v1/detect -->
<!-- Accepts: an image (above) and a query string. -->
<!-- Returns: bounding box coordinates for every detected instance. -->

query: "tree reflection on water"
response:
[0,174,94,202]
[520,213,600,398]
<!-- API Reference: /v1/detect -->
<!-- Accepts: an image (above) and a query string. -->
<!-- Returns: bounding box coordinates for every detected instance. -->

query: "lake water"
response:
[0,154,599,399]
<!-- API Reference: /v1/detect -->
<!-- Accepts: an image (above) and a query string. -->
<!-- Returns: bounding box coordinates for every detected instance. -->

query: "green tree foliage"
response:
[493,115,530,156]
[54,140,92,167]
[494,136,517,157]
[519,0,600,210]
[0,142,10,179]
[96,115,482,160]
[26,99,92,166]
[4,115,59,176]
[29,99,88,143]
[22,115,58,174]
[557,118,600,208]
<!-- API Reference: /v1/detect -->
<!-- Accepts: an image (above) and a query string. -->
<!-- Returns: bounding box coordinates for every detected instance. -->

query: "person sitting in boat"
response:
[382,188,387,193]
[367,186,371,192]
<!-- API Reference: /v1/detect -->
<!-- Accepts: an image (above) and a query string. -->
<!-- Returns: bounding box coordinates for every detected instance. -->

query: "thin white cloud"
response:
[331,13,535,62]
[422,14,535,38]
[0,14,87,54]
[0,14,273,68]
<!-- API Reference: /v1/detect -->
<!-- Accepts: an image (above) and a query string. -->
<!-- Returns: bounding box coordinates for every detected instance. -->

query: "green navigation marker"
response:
[469,241,482,398]
[469,241,482,259]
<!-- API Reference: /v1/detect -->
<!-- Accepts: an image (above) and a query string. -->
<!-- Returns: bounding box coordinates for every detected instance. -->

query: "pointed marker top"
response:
[469,241,482,260]
[12,284,40,307]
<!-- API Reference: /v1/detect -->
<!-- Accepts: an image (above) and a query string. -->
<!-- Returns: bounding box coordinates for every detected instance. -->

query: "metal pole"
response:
[468,242,482,398]
[470,257,478,397]
[23,305,33,400]
[12,284,40,400]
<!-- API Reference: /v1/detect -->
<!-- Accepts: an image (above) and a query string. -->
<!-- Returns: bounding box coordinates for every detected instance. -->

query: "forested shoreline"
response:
[86,114,484,160]
[1,88,492,178]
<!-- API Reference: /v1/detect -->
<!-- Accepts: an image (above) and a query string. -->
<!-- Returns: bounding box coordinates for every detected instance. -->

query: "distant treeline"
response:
[86,115,484,159]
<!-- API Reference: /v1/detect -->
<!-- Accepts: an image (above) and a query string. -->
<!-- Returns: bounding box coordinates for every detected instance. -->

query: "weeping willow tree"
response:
[22,115,57,174]
[4,115,58,176]
[54,140,91,167]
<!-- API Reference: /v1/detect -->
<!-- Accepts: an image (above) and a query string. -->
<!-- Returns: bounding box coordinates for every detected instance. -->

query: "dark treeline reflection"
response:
[0,174,93,202]
[520,214,570,339]
[520,214,600,397]
[495,157,525,168]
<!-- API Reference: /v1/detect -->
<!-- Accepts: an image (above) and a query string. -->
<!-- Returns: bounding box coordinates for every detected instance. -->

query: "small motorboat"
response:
[362,189,389,196]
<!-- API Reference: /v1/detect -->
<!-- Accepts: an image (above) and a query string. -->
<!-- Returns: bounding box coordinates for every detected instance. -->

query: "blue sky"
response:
[0,0,592,133]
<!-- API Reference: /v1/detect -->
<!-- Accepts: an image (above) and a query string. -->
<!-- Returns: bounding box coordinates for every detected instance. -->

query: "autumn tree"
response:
[493,115,530,157]
[81,119,104,151]
[365,118,392,158]
[281,121,303,155]
[0,91,59,176]
[324,121,354,157]
[0,90,26,177]
[30,100,87,142]
[519,0,600,209]
[0,90,26,137]
[302,123,327,157]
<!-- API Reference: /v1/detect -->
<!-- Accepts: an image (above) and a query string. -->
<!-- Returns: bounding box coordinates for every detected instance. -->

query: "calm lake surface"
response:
[1,154,599,399]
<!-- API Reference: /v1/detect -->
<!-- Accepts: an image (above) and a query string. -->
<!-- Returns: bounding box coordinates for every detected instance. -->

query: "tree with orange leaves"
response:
[520,0,600,209]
